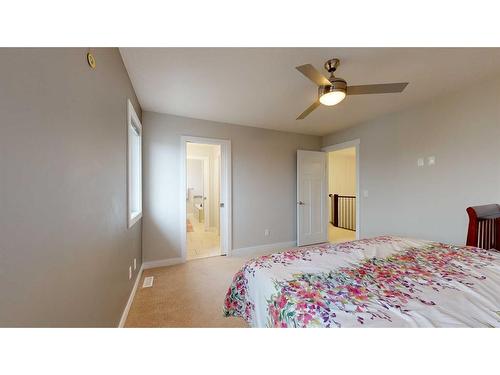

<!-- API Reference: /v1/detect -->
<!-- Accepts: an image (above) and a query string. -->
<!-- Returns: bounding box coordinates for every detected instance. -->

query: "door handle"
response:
[297,201,305,205]
[219,203,225,208]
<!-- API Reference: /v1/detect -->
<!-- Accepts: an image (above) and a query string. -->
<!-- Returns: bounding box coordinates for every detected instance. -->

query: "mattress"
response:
[224,236,500,327]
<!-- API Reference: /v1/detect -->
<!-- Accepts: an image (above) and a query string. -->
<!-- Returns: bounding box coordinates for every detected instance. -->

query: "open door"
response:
[297,150,328,246]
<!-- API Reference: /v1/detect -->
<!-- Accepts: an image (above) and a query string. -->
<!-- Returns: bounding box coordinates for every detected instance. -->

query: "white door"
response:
[297,150,328,246]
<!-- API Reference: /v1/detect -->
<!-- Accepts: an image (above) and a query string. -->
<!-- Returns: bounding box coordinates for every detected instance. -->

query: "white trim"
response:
[118,263,144,328]
[321,138,360,153]
[322,138,361,239]
[180,136,232,262]
[231,241,297,258]
[127,99,143,229]
[142,257,184,270]
[128,212,142,229]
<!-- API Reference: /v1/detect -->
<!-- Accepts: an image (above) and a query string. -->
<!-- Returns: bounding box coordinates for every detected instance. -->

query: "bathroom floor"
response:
[187,213,220,260]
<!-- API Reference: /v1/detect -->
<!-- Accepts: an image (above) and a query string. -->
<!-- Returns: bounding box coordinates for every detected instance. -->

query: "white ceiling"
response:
[120,48,500,136]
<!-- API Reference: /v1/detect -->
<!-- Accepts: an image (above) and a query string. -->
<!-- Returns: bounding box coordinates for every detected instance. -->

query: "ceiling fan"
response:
[295,58,409,120]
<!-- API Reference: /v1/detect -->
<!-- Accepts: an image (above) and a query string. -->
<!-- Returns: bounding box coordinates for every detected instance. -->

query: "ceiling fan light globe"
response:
[319,90,346,106]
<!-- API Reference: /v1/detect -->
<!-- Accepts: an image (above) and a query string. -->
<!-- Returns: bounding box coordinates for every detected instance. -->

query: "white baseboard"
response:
[142,257,184,270]
[231,241,296,258]
[118,263,144,328]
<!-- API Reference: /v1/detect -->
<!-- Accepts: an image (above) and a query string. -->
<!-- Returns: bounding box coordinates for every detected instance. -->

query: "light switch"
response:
[427,156,436,166]
[417,158,424,167]
[363,190,369,198]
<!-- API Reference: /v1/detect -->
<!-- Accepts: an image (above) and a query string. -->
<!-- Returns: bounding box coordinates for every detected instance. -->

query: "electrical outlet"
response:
[133,258,137,270]
[264,229,270,237]
[427,156,436,166]
[128,266,132,280]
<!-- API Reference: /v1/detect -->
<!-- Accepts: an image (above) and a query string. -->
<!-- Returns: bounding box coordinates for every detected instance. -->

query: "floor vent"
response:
[142,276,154,288]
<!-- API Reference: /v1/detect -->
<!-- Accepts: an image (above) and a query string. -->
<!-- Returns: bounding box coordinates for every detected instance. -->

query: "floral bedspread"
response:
[223,236,500,327]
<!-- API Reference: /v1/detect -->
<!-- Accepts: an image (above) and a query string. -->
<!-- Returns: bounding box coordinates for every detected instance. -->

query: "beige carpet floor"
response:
[125,236,351,328]
[125,255,249,327]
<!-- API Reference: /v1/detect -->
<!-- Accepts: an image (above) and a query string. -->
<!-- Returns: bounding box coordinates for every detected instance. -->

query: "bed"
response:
[223,236,500,327]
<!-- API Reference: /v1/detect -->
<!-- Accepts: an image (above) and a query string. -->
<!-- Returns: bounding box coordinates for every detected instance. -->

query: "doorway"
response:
[327,147,357,243]
[296,140,360,247]
[181,137,231,261]
[323,140,360,243]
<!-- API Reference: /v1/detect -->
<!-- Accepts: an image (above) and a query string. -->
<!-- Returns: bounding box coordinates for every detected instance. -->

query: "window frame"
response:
[127,99,142,228]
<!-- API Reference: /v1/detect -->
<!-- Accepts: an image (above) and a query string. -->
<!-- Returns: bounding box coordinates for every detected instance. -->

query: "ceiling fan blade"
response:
[296,101,320,120]
[346,82,408,95]
[296,64,331,86]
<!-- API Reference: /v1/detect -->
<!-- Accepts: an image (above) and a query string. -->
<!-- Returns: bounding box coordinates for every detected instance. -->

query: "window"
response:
[127,99,142,228]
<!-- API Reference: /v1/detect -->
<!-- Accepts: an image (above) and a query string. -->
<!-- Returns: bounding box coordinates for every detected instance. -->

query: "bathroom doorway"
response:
[181,137,231,261]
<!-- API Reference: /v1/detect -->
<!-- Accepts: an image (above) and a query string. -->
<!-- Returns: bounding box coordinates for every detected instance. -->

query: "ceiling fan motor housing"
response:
[324,58,340,73]
[318,77,347,97]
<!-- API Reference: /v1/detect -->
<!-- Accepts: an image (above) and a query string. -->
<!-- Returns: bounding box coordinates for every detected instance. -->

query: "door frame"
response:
[180,136,232,261]
[322,139,360,239]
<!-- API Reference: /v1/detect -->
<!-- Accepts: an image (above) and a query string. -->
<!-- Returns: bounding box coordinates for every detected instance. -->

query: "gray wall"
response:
[322,75,500,245]
[143,112,322,262]
[0,48,142,326]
